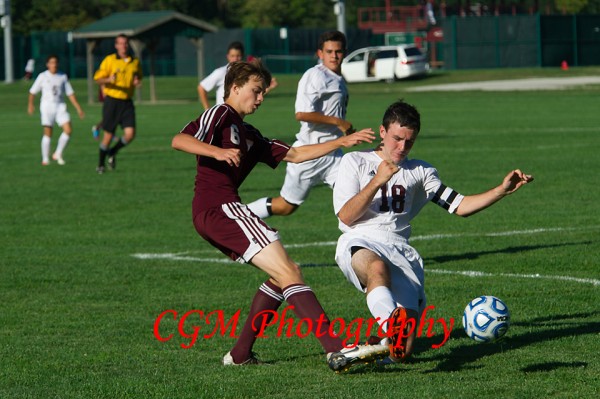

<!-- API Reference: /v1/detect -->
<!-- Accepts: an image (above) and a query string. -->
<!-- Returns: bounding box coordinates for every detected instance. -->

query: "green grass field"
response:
[1,67,599,398]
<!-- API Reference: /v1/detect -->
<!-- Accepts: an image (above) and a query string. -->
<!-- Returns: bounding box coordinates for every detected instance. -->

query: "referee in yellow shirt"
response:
[93,34,142,174]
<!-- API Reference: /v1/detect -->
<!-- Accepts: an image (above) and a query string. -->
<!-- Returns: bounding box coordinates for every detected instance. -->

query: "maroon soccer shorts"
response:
[193,202,280,263]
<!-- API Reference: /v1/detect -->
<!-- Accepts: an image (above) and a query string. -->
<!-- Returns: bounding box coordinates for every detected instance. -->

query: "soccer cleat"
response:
[327,344,389,373]
[92,125,100,140]
[388,306,409,362]
[107,155,116,170]
[52,153,65,165]
[96,166,105,174]
[222,351,262,366]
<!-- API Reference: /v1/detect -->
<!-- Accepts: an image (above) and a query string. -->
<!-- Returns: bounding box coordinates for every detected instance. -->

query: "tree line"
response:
[7,0,599,35]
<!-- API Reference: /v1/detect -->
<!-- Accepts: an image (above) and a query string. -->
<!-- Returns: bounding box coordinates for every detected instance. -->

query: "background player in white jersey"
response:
[198,41,277,111]
[333,100,533,363]
[197,41,244,110]
[28,55,84,165]
[247,31,355,218]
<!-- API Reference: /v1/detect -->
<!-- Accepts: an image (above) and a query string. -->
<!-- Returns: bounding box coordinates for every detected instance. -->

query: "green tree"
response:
[10,0,239,35]
[555,0,589,12]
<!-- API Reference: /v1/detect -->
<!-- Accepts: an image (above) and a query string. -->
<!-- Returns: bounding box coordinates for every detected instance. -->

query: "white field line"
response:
[131,225,600,286]
[427,269,600,286]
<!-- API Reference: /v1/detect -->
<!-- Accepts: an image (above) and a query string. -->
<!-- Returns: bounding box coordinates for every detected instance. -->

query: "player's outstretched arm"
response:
[455,169,534,217]
[295,112,354,135]
[172,133,241,166]
[283,128,375,163]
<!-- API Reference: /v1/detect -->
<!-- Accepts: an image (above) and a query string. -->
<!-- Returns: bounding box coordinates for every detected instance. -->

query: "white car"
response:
[342,45,430,83]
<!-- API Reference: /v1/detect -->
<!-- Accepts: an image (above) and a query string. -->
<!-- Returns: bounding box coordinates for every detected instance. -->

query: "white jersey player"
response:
[247,31,355,218]
[334,100,534,364]
[198,41,243,111]
[198,41,278,111]
[28,55,84,165]
[198,63,229,109]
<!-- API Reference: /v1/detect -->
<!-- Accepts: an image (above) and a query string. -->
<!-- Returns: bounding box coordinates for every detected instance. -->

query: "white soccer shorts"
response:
[279,149,343,205]
[335,230,426,313]
[40,103,70,127]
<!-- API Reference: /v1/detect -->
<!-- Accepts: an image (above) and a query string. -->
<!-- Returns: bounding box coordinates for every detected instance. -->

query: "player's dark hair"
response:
[223,60,272,100]
[46,54,59,63]
[227,41,245,56]
[382,100,421,133]
[318,31,346,50]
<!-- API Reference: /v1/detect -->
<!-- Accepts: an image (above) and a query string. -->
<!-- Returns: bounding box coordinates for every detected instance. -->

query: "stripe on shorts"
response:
[223,202,272,248]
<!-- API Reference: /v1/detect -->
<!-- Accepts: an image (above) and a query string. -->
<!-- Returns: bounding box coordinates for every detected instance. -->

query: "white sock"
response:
[41,135,51,162]
[247,197,271,219]
[366,285,396,333]
[54,132,70,157]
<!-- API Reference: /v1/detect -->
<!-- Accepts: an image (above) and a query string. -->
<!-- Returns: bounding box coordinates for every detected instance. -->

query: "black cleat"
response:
[107,154,116,170]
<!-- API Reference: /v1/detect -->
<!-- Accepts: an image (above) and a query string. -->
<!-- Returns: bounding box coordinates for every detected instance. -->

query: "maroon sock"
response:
[230,280,283,363]
[283,284,343,353]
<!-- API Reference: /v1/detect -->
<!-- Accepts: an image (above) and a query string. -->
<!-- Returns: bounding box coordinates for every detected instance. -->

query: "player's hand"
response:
[215,148,242,167]
[27,104,34,115]
[501,169,534,194]
[337,119,353,135]
[78,109,85,119]
[133,75,141,87]
[375,160,399,185]
[109,74,116,83]
[337,128,375,147]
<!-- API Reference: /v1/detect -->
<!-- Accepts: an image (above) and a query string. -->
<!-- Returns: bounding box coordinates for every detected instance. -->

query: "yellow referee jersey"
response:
[94,54,142,100]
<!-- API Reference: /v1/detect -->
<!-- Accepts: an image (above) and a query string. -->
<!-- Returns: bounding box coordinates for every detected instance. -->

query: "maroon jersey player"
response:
[172,60,388,372]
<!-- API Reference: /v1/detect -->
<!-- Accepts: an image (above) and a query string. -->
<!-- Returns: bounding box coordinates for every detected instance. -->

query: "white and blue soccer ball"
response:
[462,295,510,342]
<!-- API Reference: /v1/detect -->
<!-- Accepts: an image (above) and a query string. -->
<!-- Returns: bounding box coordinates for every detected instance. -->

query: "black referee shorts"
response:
[102,96,136,134]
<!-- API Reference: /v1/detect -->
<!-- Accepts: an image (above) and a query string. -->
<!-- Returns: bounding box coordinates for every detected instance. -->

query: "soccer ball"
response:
[462,295,510,342]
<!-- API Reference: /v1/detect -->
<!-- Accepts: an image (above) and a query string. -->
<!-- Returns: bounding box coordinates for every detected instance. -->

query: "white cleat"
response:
[327,344,389,373]
[52,153,65,165]
[222,351,263,366]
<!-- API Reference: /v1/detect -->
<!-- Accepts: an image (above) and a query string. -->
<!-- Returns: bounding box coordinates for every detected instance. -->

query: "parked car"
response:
[341,45,430,83]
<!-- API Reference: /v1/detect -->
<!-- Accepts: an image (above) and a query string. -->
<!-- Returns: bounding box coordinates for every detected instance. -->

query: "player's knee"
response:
[280,261,303,282]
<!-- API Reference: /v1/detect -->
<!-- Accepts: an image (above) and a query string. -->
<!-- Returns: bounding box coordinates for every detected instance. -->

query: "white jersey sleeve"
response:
[334,151,464,240]
[200,65,228,105]
[294,64,349,145]
[29,73,44,96]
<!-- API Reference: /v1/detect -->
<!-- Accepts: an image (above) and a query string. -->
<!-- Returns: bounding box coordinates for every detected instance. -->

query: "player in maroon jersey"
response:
[172,60,389,372]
